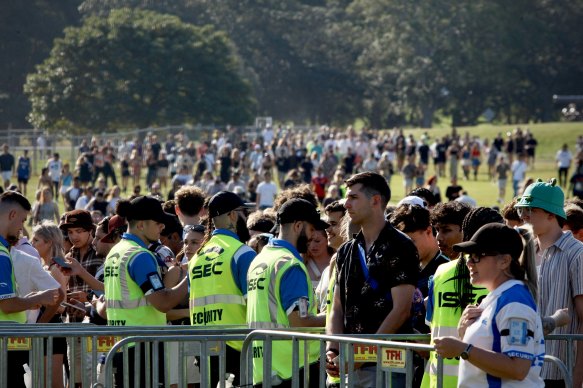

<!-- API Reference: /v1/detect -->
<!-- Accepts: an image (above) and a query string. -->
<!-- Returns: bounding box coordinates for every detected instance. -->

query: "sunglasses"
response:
[463,252,499,264]
[184,224,205,234]
[256,233,273,243]
[516,207,534,218]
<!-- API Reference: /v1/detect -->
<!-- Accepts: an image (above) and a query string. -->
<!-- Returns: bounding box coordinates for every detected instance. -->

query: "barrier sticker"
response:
[7,337,31,351]
[352,344,407,369]
[381,347,406,369]
[86,336,122,352]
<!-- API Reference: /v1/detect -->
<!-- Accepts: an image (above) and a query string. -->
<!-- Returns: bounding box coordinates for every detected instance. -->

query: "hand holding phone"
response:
[53,256,72,269]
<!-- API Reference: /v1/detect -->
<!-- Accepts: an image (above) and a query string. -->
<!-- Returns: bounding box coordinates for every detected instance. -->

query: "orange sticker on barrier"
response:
[86,336,122,352]
[381,347,406,369]
[353,344,379,362]
[7,337,31,351]
[352,344,407,368]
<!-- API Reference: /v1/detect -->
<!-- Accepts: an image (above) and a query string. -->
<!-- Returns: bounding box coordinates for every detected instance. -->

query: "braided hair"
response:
[454,207,503,311]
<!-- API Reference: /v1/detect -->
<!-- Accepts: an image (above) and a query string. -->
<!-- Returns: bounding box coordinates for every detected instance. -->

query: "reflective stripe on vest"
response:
[421,260,488,388]
[189,233,248,351]
[104,239,166,326]
[189,294,246,308]
[246,245,319,384]
[0,245,26,323]
[105,298,150,309]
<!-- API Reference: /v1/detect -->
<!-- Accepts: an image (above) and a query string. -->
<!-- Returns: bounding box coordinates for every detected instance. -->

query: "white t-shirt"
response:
[75,195,91,210]
[555,150,572,168]
[511,160,528,181]
[47,159,62,182]
[459,280,544,388]
[256,181,278,207]
[11,247,60,323]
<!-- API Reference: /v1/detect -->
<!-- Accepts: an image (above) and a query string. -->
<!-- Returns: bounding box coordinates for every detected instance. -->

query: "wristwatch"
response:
[460,343,473,360]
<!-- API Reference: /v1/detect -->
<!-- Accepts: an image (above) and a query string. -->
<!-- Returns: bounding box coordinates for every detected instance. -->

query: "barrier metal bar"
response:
[240,330,440,388]
[102,334,245,388]
[0,326,250,388]
[0,337,5,387]
[544,355,572,388]
[545,333,583,387]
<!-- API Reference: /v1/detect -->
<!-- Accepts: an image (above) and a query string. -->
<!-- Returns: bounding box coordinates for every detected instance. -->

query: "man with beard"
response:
[326,172,419,387]
[188,191,256,387]
[0,191,59,387]
[104,196,188,387]
[247,198,328,387]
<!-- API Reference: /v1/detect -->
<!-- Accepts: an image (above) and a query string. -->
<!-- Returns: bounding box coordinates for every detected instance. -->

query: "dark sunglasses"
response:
[463,252,499,264]
[184,224,205,234]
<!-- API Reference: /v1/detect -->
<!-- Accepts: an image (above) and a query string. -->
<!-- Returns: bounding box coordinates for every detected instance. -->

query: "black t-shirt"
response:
[435,144,447,162]
[150,142,161,159]
[418,144,430,164]
[445,184,463,201]
[336,222,419,334]
[300,160,313,183]
[0,153,15,171]
[342,154,356,174]
[418,251,450,298]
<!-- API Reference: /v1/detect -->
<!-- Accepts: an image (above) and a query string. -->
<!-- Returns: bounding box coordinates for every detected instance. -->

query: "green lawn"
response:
[19,121,583,211]
[389,121,583,206]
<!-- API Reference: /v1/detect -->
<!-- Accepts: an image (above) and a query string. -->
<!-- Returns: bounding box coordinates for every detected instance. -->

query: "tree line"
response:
[2,0,582,131]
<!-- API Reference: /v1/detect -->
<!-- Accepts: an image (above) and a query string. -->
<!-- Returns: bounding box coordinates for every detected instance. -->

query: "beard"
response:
[236,215,251,243]
[296,227,309,254]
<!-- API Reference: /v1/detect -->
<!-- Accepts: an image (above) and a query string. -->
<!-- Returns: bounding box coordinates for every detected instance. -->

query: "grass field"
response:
[18,121,583,212]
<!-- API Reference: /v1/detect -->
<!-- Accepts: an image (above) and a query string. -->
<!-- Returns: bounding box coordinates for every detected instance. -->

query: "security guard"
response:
[246,198,328,387]
[0,191,59,387]
[188,191,256,387]
[104,196,188,387]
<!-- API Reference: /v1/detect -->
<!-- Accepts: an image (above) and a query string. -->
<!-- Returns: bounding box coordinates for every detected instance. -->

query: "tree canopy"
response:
[24,8,255,132]
[2,0,582,129]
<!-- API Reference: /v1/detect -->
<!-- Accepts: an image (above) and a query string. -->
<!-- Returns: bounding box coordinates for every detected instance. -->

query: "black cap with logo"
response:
[208,191,255,218]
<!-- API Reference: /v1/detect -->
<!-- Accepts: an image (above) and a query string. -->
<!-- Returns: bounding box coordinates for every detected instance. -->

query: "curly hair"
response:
[454,207,504,311]
[430,201,471,227]
[273,184,319,211]
[175,186,206,217]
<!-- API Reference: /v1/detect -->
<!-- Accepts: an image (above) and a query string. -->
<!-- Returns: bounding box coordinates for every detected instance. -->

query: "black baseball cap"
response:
[128,196,175,224]
[453,223,523,261]
[208,191,254,218]
[277,198,330,230]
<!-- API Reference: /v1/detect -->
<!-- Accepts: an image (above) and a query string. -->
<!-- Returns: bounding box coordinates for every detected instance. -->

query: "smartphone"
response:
[61,301,86,313]
[53,256,72,269]
[87,289,104,300]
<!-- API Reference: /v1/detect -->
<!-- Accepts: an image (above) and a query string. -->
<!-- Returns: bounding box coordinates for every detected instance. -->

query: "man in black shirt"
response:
[326,172,418,386]
[0,144,15,189]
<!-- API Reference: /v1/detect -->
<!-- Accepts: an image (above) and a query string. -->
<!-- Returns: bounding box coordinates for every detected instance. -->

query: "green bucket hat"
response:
[514,178,566,219]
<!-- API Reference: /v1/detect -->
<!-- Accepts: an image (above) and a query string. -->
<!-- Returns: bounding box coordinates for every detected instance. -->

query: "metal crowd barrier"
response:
[0,324,578,388]
[240,331,441,388]
[0,323,250,388]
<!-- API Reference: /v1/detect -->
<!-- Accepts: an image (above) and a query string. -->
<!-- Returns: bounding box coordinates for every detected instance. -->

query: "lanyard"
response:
[357,243,392,302]
[357,244,381,291]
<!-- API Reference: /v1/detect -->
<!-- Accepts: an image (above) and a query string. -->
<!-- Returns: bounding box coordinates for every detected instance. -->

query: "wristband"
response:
[326,348,339,355]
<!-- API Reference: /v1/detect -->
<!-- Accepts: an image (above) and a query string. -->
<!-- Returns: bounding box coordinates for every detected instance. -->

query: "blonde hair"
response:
[32,221,65,259]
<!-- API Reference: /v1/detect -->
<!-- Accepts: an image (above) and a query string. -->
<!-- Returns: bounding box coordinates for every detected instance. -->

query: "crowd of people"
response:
[0,125,582,388]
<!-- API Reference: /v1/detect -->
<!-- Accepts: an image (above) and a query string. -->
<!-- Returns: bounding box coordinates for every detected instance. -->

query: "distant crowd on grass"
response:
[0,124,582,387]
[0,126,582,227]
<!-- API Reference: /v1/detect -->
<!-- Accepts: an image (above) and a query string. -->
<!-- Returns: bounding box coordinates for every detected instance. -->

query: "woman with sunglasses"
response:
[434,223,544,387]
